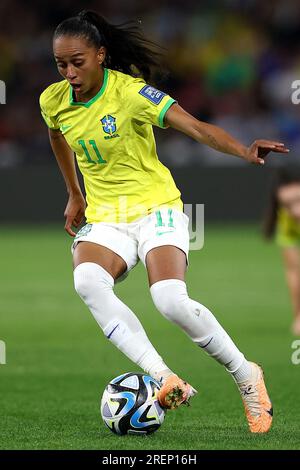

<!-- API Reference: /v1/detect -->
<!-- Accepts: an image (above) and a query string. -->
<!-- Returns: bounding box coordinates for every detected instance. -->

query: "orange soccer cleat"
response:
[236,362,273,433]
[157,374,197,410]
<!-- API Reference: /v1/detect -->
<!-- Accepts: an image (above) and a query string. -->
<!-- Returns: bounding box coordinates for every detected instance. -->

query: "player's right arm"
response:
[48,128,86,237]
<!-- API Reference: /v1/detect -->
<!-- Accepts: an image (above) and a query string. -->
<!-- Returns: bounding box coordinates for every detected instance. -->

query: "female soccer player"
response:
[40,10,289,433]
[264,167,300,336]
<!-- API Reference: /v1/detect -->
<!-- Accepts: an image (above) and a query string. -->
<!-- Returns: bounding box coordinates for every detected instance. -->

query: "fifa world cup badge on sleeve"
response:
[139,85,167,105]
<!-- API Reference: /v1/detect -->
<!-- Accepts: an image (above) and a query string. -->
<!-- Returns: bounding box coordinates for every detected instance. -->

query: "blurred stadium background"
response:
[1,0,300,450]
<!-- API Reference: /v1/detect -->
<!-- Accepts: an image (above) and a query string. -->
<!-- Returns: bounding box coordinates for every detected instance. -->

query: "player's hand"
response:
[244,140,290,165]
[64,193,86,237]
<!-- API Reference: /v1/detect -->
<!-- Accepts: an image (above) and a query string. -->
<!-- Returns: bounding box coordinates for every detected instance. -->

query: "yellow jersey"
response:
[39,68,182,223]
[276,208,300,247]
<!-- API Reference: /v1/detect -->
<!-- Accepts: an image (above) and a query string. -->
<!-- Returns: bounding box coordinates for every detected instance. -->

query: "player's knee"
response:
[74,274,93,301]
[150,280,188,323]
[74,262,113,301]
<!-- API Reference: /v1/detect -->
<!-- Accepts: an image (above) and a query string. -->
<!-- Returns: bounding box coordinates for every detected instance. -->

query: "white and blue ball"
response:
[100,372,165,435]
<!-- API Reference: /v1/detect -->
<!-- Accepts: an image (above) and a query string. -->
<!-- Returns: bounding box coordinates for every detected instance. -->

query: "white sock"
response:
[74,262,172,382]
[150,279,251,383]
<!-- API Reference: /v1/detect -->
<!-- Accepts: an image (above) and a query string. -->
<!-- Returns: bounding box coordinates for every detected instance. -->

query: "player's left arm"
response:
[164,103,290,165]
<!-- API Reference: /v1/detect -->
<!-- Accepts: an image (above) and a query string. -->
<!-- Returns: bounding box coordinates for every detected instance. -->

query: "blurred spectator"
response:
[264,166,300,335]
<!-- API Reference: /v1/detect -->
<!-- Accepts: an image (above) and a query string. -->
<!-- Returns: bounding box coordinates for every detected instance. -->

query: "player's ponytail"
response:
[54,10,164,83]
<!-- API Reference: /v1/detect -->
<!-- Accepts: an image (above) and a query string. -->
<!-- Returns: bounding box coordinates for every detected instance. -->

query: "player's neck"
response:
[74,72,104,103]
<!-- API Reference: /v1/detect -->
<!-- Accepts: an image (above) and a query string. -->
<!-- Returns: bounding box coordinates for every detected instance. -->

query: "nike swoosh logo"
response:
[156,230,175,236]
[60,125,72,132]
[106,324,119,339]
[198,337,213,348]
[266,407,273,416]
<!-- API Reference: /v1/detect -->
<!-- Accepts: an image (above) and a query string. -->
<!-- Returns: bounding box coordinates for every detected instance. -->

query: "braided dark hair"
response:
[54,10,165,83]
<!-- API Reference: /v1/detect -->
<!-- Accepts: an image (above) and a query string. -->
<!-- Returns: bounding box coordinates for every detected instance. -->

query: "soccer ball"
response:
[100,372,165,435]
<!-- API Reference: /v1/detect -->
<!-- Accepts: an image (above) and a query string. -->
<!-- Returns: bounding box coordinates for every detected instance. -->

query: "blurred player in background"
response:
[264,167,300,336]
[40,10,289,432]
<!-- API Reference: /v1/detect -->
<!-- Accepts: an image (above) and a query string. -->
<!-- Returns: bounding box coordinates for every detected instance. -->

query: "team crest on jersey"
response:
[100,114,120,140]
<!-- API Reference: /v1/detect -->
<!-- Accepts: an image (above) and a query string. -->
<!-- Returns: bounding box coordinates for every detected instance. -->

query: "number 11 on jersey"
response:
[78,139,107,164]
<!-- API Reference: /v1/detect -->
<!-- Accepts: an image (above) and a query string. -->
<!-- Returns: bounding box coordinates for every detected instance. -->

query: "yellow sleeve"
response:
[123,78,176,128]
[276,208,300,247]
[39,88,60,130]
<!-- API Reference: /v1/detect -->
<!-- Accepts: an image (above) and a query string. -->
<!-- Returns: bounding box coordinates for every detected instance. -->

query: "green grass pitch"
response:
[0,224,299,450]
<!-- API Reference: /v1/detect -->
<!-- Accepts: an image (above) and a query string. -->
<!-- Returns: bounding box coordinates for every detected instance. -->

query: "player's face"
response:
[277,183,300,221]
[53,36,105,95]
